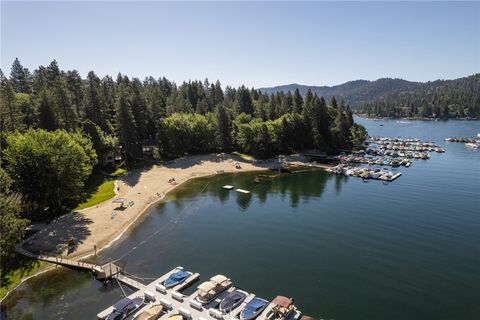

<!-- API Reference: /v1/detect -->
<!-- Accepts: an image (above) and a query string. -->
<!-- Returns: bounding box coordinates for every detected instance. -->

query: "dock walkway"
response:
[15,246,122,280]
[97,266,303,320]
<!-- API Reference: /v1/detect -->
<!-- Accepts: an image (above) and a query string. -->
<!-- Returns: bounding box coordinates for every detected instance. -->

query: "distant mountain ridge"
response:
[259,75,476,107]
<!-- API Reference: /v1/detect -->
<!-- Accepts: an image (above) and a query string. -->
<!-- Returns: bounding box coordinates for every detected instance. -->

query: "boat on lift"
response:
[106,297,144,320]
[239,297,269,320]
[219,289,249,313]
[163,270,192,288]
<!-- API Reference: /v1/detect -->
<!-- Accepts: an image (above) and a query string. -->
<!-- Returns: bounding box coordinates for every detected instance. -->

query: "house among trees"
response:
[141,140,156,159]
[102,146,123,167]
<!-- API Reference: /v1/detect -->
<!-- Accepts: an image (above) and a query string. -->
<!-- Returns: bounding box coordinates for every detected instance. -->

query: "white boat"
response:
[466,142,479,149]
[223,185,234,190]
[236,189,251,194]
[132,304,163,320]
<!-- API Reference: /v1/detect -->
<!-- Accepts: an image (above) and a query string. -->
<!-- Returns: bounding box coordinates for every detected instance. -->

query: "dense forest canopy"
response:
[358,74,480,118]
[0,58,365,164]
[260,74,480,118]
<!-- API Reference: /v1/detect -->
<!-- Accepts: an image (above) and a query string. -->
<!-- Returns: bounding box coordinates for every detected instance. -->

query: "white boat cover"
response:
[210,275,229,285]
[198,281,216,294]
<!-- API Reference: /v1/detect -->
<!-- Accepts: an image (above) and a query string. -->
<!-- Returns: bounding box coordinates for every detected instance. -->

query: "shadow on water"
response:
[1,268,92,319]
[163,169,337,210]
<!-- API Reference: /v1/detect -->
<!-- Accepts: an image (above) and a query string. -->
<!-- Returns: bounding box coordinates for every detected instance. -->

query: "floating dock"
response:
[97,266,201,319]
[97,267,304,320]
[327,165,403,182]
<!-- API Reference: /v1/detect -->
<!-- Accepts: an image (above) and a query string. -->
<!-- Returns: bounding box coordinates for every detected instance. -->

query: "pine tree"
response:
[85,71,109,131]
[116,83,140,161]
[330,96,338,109]
[38,90,58,131]
[0,80,19,131]
[214,104,231,150]
[130,78,150,140]
[66,70,84,118]
[45,60,61,86]
[54,78,76,130]
[10,58,31,93]
[236,86,254,115]
[293,88,303,113]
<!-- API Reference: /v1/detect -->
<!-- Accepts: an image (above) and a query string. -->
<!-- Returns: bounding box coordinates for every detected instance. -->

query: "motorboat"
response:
[466,142,479,149]
[265,296,299,320]
[132,304,163,320]
[166,315,183,320]
[163,270,192,288]
[239,297,269,320]
[195,275,232,304]
[106,297,144,320]
[219,289,248,313]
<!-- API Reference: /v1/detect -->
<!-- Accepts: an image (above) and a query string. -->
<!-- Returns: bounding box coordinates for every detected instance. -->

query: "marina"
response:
[444,136,478,143]
[327,135,449,182]
[326,164,402,182]
[367,137,445,153]
[96,267,304,320]
[14,246,306,320]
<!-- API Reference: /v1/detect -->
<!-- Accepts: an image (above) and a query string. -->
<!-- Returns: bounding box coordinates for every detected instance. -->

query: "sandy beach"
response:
[22,153,282,259]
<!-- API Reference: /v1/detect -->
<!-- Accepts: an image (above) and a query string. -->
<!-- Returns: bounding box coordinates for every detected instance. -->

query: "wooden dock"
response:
[15,246,122,280]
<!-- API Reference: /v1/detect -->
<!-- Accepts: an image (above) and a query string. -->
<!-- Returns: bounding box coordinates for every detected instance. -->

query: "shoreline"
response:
[355,115,480,121]
[3,153,324,301]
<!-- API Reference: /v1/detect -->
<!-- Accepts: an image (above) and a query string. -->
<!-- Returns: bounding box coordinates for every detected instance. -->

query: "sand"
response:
[23,153,281,259]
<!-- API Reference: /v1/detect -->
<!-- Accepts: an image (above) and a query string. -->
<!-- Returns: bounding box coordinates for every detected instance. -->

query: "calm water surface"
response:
[2,118,479,320]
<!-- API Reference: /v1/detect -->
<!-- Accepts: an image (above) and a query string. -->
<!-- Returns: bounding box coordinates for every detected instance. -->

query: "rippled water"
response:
[2,118,479,320]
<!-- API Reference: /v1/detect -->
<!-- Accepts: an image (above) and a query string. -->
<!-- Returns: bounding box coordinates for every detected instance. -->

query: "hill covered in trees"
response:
[358,74,479,118]
[260,74,479,118]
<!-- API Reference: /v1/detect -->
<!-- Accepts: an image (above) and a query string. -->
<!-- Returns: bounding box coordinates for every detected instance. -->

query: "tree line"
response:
[358,74,480,119]
[1,58,367,163]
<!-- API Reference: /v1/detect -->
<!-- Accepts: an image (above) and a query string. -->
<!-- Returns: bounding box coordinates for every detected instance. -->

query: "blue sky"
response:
[1,1,479,88]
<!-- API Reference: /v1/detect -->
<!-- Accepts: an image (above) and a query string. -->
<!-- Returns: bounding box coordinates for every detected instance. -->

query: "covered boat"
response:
[265,296,298,320]
[133,304,163,320]
[195,275,232,304]
[106,297,144,320]
[239,297,269,320]
[163,270,192,288]
[219,289,248,313]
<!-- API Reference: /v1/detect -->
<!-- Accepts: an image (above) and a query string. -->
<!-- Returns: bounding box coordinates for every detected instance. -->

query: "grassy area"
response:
[75,179,115,210]
[111,168,127,177]
[0,259,48,299]
[231,151,255,160]
[74,168,127,210]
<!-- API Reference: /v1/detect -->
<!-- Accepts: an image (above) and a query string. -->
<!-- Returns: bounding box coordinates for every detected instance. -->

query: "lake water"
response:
[2,118,479,320]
